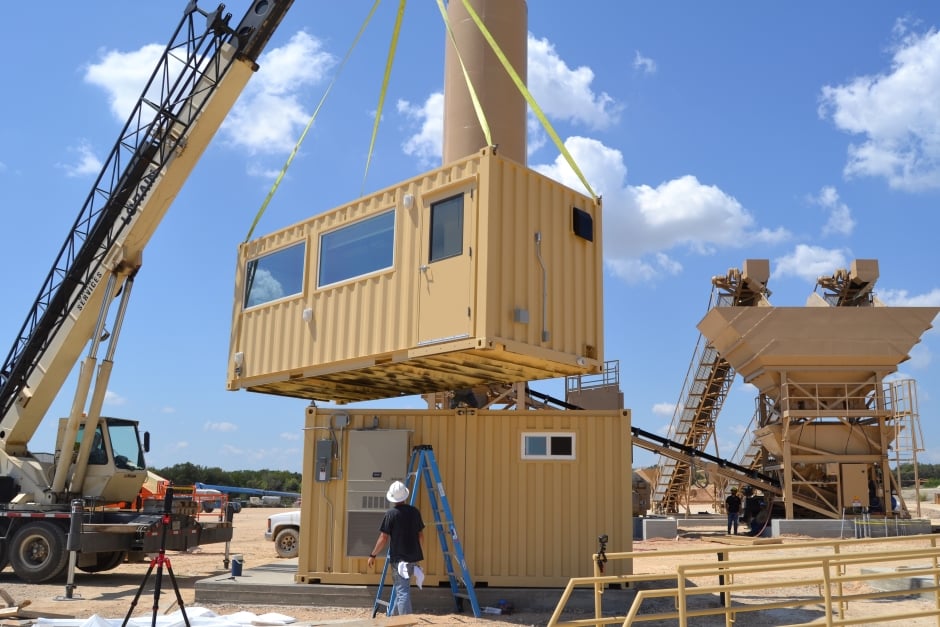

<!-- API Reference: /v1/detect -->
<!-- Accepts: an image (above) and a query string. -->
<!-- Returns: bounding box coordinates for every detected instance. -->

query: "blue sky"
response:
[2,1,939,473]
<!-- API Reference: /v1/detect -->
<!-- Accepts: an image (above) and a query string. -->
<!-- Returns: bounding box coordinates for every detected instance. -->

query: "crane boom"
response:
[0,1,292,453]
[0,0,296,583]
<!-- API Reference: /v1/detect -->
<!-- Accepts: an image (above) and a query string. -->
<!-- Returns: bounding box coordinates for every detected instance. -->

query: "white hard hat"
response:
[386,480,410,503]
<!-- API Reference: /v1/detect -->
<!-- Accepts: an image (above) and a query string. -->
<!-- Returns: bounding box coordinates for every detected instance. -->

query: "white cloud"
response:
[160,406,176,414]
[398,93,443,167]
[246,268,286,305]
[819,25,940,191]
[400,33,620,162]
[205,421,238,433]
[533,136,787,283]
[652,402,677,418]
[878,287,940,307]
[280,431,301,441]
[903,344,932,370]
[224,31,335,154]
[774,244,849,282]
[104,390,126,406]
[812,186,855,237]
[84,31,333,157]
[633,51,657,75]
[60,141,102,178]
[398,37,785,285]
[85,43,165,120]
[527,34,621,130]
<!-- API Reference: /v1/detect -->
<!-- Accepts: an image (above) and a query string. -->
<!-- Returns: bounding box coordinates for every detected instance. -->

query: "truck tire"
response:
[274,528,299,559]
[78,551,126,573]
[9,521,68,583]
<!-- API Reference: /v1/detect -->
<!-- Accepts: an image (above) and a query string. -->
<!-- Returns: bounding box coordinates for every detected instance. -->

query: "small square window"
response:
[521,432,575,460]
[429,194,463,263]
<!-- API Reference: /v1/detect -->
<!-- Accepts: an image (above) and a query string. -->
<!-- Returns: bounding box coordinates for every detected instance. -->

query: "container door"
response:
[417,188,474,345]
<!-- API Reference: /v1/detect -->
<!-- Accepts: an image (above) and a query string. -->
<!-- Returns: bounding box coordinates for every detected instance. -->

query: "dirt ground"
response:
[0,508,548,626]
[2,504,940,626]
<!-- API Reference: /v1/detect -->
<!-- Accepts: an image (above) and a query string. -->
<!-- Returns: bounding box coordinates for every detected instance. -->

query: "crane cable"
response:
[244,0,383,242]
[361,0,406,197]
[434,0,492,149]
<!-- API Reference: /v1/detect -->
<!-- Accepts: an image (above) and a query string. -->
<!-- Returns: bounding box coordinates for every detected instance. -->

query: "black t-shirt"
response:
[380,503,425,563]
[725,494,742,514]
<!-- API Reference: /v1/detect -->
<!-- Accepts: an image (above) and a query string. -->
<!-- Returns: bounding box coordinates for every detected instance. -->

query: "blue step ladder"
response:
[372,445,481,618]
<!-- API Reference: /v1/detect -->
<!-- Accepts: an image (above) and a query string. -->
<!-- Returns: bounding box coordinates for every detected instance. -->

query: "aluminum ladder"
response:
[372,445,481,618]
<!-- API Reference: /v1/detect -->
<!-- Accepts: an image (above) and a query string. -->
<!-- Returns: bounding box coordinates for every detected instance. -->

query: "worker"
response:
[367,480,425,615]
[725,487,742,535]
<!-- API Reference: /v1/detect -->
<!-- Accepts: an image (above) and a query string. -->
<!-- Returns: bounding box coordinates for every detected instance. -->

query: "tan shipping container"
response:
[227,148,603,403]
[297,407,632,587]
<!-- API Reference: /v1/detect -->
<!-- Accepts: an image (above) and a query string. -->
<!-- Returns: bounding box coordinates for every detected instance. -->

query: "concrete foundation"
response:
[772,517,931,538]
[862,566,940,600]
[634,517,678,540]
[194,559,632,612]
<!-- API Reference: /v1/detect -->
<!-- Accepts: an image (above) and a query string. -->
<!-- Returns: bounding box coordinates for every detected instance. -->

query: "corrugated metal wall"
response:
[229,157,481,377]
[297,407,632,587]
[481,156,603,359]
[227,149,602,402]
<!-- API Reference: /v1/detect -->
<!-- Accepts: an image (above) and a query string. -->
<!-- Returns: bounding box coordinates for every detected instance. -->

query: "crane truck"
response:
[0,0,294,582]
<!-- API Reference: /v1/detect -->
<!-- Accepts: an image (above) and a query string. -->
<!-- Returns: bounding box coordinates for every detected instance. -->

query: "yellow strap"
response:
[361,0,407,195]
[244,0,384,242]
[434,0,492,149]
[458,0,598,201]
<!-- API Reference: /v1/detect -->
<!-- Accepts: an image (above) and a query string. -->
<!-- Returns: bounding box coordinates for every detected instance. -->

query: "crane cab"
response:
[55,417,148,504]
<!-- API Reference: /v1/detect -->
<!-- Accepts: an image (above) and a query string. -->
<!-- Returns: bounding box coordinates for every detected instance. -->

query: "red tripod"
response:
[121,486,191,627]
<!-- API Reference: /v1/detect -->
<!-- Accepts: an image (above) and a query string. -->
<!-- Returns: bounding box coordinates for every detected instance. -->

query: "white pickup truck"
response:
[265,510,301,558]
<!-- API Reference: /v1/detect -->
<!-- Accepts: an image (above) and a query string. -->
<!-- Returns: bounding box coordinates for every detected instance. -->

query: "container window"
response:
[244,242,306,308]
[521,432,576,460]
[429,194,463,262]
[318,210,395,287]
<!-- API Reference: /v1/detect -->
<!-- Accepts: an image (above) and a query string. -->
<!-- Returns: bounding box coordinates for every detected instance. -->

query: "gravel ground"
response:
[2,504,940,626]
[0,508,548,626]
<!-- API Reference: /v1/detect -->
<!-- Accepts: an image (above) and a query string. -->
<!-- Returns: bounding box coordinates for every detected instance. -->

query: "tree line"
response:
[153,462,303,494]
[897,463,940,485]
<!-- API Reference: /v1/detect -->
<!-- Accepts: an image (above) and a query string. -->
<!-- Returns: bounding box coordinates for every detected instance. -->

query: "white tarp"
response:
[37,607,297,627]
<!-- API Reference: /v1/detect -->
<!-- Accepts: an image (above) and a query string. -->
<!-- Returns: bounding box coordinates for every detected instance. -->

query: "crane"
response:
[0,0,294,582]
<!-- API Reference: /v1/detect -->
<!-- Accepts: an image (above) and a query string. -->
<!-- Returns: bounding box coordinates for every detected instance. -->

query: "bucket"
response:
[231,554,244,577]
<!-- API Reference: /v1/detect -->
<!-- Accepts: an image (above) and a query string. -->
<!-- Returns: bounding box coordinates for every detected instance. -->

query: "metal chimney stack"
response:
[443,0,527,165]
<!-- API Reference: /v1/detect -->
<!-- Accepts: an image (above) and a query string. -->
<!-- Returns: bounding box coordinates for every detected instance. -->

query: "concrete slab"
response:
[194,560,630,613]
[772,517,932,538]
[861,566,940,599]
[633,517,678,539]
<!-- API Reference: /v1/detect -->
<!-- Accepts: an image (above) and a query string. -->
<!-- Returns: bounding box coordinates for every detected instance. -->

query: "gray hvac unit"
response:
[345,429,410,556]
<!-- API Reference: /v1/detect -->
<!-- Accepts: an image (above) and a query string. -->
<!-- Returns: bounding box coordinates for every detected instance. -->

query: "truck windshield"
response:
[107,420,146,471]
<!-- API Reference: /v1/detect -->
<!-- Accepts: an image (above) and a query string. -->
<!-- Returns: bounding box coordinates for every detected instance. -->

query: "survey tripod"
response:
[372,445,481,618]
[122,486,191,627]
